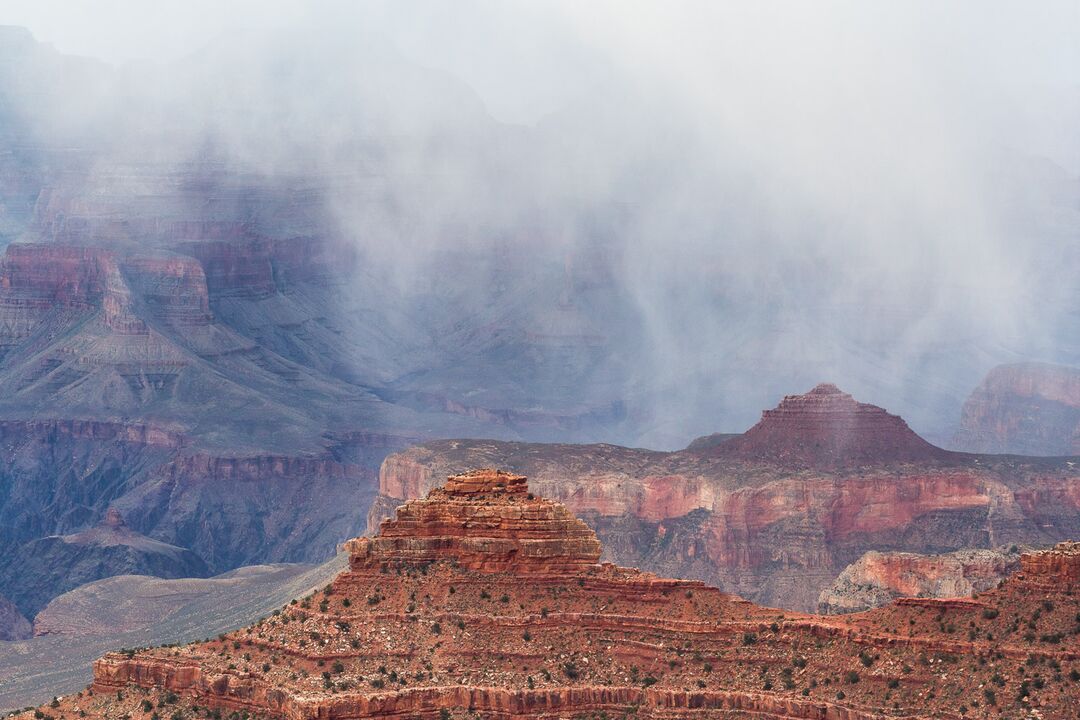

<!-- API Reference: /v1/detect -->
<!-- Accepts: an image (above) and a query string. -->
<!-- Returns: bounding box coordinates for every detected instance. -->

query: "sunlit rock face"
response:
[954,362,1080,456]
[16,473,1080,720]
[817,547,1022,614]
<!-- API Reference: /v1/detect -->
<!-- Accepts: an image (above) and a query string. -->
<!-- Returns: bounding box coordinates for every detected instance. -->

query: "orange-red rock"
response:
[372,389,1080,611]
[23,472,1080,720]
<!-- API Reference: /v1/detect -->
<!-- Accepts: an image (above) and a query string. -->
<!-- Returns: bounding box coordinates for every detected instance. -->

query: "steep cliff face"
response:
[0,593,31,641]
[817,547,1021,614]
[0,510,211,618]
[21,474,1080,720]
[0,417,401,618]
[0,233,513,617]
[372,386,1080,611]
[954,362,1080,456]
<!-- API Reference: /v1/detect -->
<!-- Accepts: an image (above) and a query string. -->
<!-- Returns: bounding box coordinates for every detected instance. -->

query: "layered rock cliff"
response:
[372,386,1080,611]
[20,473,1080,720]
[954,362,1080,456]
[817,547,1021,614]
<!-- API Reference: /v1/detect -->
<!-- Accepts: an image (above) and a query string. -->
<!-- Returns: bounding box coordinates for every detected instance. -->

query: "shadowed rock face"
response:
[709,383,948,468]
[0,510,210,618]
[20,475,1080,720]
[817,547,1022,614]
[954,362,1080,456]
[372,385,1080,612]
[0,593,30,641]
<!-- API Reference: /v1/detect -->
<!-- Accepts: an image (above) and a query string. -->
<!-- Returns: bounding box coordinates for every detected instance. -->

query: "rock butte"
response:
[707,383,949,467]
[21,469,1080,720]
[372,385,1080,612]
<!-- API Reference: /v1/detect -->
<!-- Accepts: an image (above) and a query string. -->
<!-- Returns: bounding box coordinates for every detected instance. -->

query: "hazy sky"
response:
[3,1,1078,128]
[0,1,1076,445]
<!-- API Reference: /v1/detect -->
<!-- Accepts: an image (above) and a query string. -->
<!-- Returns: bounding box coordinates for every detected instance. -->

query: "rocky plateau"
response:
[372,384,1080,611]
[16,469,1080,719]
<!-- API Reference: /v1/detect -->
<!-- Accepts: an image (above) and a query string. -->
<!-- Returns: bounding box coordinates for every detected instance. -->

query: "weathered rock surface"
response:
[0,418,392,615]
[0,592,31,641]
[708,383,949,468]
[0,555,348,713]
[20,474,1080,720]
[0,510,210,618]
[350,469,601,576]
[954,362,1080,456]
[817,547,1022,614]
[372,386,1080,611]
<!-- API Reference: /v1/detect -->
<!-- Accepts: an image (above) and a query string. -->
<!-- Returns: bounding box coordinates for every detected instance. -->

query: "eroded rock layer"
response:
[371,388,1080,611]
[23,475,1080,720]
[709,383,947,467]
[817,547,1021,614]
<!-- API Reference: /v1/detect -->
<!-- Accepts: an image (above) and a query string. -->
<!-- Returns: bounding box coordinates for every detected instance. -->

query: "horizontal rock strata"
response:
[20,472,1080,720]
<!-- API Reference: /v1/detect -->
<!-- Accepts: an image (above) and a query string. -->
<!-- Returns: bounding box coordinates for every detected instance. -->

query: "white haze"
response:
[1,1,1078,447]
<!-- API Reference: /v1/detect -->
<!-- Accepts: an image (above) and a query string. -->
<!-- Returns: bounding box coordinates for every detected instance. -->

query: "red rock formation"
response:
[710,383,948,468]
[372,396,1080,611]
[22,473,1080,720]
[350,469,600,575]
[817,547,1021,614]
[1015,540,1080,588]
[954,362,1080,456]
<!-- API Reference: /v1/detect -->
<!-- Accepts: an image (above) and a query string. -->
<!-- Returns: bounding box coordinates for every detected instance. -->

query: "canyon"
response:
[19,470,1080,720]
[0,556,347,713]
[0,510,210,619]
[372,385,1080,611]
[0,24,1077,631]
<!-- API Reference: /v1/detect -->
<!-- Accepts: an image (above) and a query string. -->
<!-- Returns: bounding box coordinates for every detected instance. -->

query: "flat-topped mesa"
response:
[712,382,948,468]
[346,469,602,575]
[443,468,528,495]
[1014,541,1080,590]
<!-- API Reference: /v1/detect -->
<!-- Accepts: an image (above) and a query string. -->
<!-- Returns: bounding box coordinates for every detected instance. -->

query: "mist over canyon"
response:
[0,4,1078,716]
[0,2,1076,448]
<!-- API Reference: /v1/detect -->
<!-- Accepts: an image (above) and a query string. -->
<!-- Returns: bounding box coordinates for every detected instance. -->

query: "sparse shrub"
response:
[742,632,757,646]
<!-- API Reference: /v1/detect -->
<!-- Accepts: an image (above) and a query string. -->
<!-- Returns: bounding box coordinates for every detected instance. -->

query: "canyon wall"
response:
[20,473,1080,720]
[817,547,1021,614]
[954,362,1080,456]
[373,386,1080,611]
